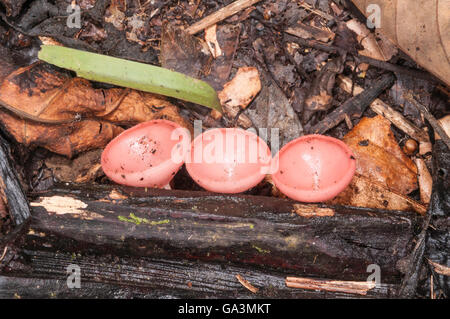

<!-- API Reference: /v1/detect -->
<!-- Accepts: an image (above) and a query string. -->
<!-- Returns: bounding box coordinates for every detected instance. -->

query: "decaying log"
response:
[424,140,450,297]
[0,135,30,225]
[285,276,376,296]
[0,184,421,287]
[0,252,398,299]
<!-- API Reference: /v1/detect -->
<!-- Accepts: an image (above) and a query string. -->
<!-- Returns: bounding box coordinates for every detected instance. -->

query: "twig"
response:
[427,259,450,276]
[338,75,429,143]
[235,274,259,293]
[186,0,262,35]
[283,34,439,83]
[404,93,450,150]
[0,246,7,262]
[430,273,434,299]
[309,73,395,134]
[298,1,334,21]
[356,55,439,83]
[285,277,376,296]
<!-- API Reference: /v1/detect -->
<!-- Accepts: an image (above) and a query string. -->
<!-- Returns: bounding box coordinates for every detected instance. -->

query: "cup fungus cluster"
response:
[101,120,356,202]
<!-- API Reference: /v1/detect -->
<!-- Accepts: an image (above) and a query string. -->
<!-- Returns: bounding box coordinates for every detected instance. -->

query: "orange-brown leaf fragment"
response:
[218,66,261,119]
[0,62,190,158]
[218,67,261,109]
[329,174,426,215]
[343,115,418,195]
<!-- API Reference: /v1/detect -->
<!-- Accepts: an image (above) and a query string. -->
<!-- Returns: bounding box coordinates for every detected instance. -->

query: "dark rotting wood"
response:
[309,73,395,134]
[0,135,30,225]
[424,140,449,297]
[0,251,399,299]
[0,183,422,286]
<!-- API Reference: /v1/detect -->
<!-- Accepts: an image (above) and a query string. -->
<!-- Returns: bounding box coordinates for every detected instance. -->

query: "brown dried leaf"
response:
[343,115,418,195]
[218,66,261,110]
[45,149,103,183]
[160,24,211,79]
[329,174,426,215]
[203,24,241,90]
[0,62,190,158]
[351,0,450,86]
[346,19,397,61]
[286,23,335,42]
[161,24,240,91]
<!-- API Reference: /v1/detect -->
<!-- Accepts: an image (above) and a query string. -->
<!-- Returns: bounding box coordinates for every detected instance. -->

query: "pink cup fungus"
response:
[185,128,271,193]
[271,134,356,202]
[101,119,190,188]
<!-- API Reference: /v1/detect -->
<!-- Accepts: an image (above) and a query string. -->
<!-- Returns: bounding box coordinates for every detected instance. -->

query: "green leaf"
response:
[38,45,222,112]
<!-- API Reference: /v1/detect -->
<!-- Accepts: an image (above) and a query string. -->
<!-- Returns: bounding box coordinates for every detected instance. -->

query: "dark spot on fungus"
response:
[350,155,356,160]
[121,174,126,179]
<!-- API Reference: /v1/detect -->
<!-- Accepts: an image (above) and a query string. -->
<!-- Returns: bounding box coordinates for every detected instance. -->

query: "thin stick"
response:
[310,73,395,134]
[285,277,375,296]
[186,0,262,35]
[338,76,429,143]
[404,93,450,150]
[299,1,334,21]
[235,274,259,293]
[283,34,438,83]
[428,259,450,276]
[0,246,7,262]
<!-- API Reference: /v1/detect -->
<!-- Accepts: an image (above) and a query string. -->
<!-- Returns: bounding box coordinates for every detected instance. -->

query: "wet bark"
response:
[0,183,421,297]
[0,135,30,225]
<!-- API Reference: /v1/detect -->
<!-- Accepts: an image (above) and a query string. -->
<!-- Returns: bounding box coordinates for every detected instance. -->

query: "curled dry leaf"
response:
[329,174,426,215]
[0,62,190,158]
[343,115,418,195]
[346,19,397,61]
[351,0,450,86]
[303,57,344,124]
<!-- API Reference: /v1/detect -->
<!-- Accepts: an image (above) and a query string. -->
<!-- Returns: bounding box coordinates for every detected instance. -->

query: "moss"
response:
[118,213,170,226]
[252,245,270,254]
